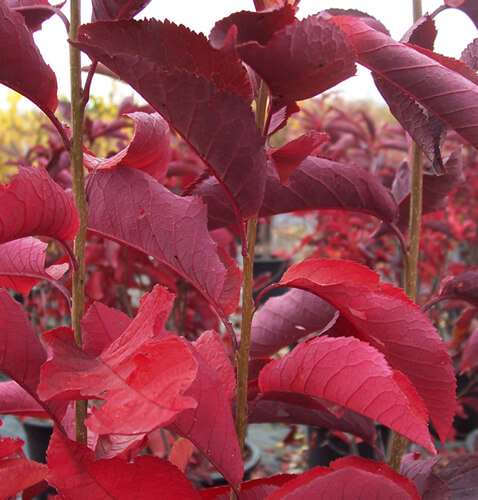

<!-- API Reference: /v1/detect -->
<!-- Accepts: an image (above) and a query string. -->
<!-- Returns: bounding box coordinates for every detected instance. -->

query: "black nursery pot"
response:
[23,419,56,500]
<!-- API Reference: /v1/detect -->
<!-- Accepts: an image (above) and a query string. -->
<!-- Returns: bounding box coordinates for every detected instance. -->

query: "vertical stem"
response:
[233,82,268,494]
[70,0,88,444]
[388,0,423,472]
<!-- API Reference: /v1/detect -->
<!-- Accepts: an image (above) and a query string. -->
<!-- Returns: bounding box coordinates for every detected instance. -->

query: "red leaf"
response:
[269,131,329,184]
[74,19,265,219]
[83,112,171,183]
[462,327,478,372]
[250,288,338,357]
[81,302,132,357]
[168,438,195,473]
[0,434,23,459]
[401,14,437,51]
[47,427,200,499]
[213,14,356,107]
[401,454,450,499]
[330,15,478,151]
[275,259,456,444]
[194,330,235,401]
[91,0,151,21]
[167,339,243,490]
[0,289,67,423]
[87,168,241,315]
[253,0,297,12]
[0,458,47,499]
[194,157,398,230]
[259,335,435,452]
[437,267,478,307]
[199,474,296,499]
[267,458,419,499]
[0,381,50,418]
[5,0,60,32]
[0,237,69,296]
[0,167,79,244]
[0,2,57,112]
[39,287,198,435]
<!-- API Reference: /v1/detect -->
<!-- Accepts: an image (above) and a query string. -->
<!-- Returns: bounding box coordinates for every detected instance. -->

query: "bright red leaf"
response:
[83,112,171,183]
[273,258,456,444]
[268,131,329,184]
[250,288,338,357]
[0,457,48,500]
[74,19,265,219]
[47,427,200,499]
[0,237,69,297]
[330,15,478,151]
[0,381,50,418]
[259,335,435,452]
[0,167,79,244]
[0,2,57,113]
[87,167,241,315]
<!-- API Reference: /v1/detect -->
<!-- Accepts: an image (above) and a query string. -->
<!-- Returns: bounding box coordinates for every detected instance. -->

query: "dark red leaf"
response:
[401,15,437,51]
[401,454,450,499]
[81,302,132,357]
[249,392,377,445]
[462,327,478,372]
[0,237,69,297]
[269,131,329,184]
[199,474,295,499]
[375,148,465,236]
[91,0,151,21]
[250,288,338,357]
[47,427,200,499]
[331,15,478,151]
[83,112,171,183]
[267,458,419,499]
[87,168,241,315]
[5,0,60,32]
[0,289,67,423]
[438,267,478,307]
[194,157,398,230]
[0,457,47,499]
[0,2,57,112]
[275,258,456,445]
[74,19,266,219]
[446,0,478,30]
[259,335,435,452]
[434,452,478,498]
[253,0,297,12]
[0,167,79,244]
[214,14,356,108]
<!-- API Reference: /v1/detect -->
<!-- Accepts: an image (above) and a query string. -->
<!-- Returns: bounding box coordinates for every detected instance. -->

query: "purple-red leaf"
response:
[401,14,437,51]
[47,427,200,499]
[0,167,79,244]
[462,327,478,372]
[83,112,171,184]
[401,454,449,499]
[375,149,465,236]
[5,0,61,32]
[259,335,435,452]
[0,2,57,112]
[269,131,329,184]
[446,0,478,30]
[266,457,419,499]
[250,288,338,357]
[194,157,398,230]
[0,237,69,297]
[87,168,241,315]
[91,0,151,21]
[212,13,356,108]
[331,15,478,151]
[0,288,67,424]
[249,392,377,445]
[436,267,478,307]
[274,258,456,444]
[75,19,265,219]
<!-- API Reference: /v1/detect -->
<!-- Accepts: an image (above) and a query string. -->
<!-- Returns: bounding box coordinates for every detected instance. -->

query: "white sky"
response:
[1,1,477,109]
